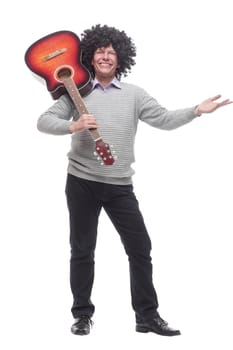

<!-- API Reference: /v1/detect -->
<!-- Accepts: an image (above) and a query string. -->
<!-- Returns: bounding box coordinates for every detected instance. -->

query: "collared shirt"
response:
[92,77,121,92]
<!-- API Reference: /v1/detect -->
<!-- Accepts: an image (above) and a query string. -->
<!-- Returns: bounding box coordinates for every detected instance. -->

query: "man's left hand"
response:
[195,94,232,115]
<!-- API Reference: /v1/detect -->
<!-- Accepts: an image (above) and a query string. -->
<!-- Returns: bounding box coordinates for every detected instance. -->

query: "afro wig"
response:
[80,24,136,80]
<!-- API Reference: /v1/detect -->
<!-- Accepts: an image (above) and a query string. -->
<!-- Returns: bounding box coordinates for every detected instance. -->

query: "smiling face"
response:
[91,44,119,85]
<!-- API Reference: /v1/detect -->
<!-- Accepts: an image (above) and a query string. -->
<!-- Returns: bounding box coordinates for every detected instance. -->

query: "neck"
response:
[95,75,115,88]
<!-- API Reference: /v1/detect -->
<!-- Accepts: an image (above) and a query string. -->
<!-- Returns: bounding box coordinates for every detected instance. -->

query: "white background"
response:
[1,0,233,349]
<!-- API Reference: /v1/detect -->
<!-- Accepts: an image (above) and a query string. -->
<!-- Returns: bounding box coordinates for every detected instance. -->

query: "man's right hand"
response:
[69,114,98,133]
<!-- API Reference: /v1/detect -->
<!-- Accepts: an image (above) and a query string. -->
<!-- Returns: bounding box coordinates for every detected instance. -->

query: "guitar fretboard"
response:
[62,77,101,141]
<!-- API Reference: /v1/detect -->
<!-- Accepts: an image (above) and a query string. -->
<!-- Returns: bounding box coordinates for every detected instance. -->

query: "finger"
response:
[219,99,233,106]
[210,94,221,101]
[81,114,94,119]
[83,116,96,124]
[87,120,97,126]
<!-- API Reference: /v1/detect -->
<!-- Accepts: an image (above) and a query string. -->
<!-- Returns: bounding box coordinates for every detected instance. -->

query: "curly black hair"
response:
[80,24,136,80]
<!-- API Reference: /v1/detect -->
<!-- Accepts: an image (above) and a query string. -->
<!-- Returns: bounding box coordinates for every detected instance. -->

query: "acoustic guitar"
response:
[24,30,115,166]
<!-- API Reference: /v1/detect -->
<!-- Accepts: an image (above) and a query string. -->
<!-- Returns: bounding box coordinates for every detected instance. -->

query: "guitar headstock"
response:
[94,139,116,165]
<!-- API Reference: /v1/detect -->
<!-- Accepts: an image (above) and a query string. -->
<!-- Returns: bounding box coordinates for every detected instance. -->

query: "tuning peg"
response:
[93,151,98,156]
[100,162,104,166]
[113,155,118,160]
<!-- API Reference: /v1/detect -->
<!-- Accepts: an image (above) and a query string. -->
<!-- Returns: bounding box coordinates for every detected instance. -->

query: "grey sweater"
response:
[37,82,198,185]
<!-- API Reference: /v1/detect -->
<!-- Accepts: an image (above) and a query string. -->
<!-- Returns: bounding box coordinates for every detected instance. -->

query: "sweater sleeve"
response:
[138,89,199,130]
[37,95,76,135]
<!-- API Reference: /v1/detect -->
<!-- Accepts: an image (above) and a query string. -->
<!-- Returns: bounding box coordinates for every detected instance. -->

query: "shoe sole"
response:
[136,325,181,336]
[71,328,90,336]
[136,325,150,333]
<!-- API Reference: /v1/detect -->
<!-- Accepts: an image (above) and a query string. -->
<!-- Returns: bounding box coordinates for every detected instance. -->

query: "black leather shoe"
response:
[136,315,181,336]
[71,316,93,335]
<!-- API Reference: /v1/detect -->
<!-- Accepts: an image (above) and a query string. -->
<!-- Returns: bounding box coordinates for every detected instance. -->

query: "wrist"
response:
[194,105,202,116]
[69,122,75,133]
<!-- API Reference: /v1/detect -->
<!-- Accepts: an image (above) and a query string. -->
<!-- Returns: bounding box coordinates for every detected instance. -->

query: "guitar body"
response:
[24,30,92,99]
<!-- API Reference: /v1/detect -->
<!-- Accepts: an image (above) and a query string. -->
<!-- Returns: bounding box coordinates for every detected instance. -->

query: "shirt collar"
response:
[92,77,121,91]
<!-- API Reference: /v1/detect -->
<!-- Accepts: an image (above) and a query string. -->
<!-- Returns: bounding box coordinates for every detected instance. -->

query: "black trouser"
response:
[65,174,159,322]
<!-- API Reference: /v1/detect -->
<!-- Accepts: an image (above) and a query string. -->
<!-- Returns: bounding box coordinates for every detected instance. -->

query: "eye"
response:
[95,48,104,54]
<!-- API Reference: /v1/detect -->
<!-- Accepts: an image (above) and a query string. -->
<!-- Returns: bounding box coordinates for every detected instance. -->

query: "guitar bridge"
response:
[42,48,67,62]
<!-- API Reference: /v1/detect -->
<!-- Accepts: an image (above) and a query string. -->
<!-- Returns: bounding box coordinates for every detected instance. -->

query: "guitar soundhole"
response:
[55,65,74,82]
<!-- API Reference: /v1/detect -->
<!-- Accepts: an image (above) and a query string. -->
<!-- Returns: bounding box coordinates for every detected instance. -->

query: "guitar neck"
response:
[62,77,101,141]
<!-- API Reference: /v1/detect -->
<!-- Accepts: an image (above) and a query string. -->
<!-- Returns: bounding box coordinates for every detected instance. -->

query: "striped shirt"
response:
[37,80,198,185]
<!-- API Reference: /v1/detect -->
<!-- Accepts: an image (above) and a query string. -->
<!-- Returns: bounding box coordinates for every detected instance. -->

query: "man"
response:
[37,24,232,336]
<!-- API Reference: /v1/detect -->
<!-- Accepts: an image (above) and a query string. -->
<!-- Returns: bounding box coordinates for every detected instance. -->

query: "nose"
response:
[102,51,109,60]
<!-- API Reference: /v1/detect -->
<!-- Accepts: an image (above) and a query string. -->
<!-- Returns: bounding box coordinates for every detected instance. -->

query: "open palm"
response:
[197,94,232,114]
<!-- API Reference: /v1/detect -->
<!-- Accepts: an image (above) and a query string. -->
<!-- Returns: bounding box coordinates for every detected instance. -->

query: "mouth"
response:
[99,63,111,67]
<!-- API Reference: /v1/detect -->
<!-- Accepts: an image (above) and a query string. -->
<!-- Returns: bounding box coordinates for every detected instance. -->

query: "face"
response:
[91,44,119,81]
